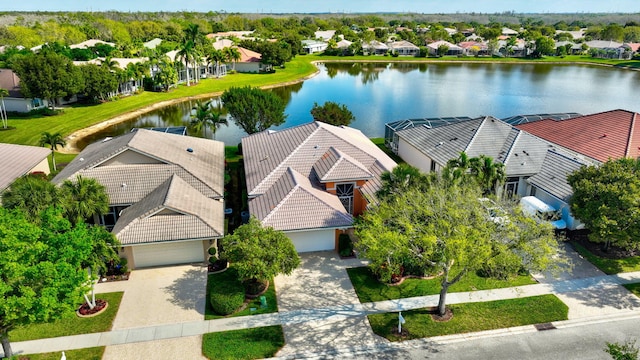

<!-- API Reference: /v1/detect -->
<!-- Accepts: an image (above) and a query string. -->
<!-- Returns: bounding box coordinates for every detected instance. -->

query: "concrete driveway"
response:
[274,252,383,356]
[96,264,208,360]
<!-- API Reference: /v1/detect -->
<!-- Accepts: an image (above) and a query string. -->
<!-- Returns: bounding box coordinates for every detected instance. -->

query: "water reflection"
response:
[76,62,640,149]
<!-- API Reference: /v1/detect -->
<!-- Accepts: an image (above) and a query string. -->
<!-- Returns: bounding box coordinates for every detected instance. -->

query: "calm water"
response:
[77,62,640,148]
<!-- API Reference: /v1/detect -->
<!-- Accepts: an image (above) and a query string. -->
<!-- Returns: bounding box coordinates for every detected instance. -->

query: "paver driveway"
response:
[96,264,208,360]
[274,252,383,356]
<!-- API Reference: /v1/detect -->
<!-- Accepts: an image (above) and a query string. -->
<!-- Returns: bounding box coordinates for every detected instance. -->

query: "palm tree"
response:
[100,56,119,72]
[39,131,66,172]
[207,48,225,78]
[224,46,241,72]
[59,175,109,225]
[470,155,506,196]
[208,102,228,140]
[443,152,471,183]
[177,40,196,86]
[0,88,8,129]
[190,100,214,137]
[377,163,427,201]
[1,175,58,222]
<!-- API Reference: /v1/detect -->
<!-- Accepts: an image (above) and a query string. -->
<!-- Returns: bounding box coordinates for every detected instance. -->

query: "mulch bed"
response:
[100,272,130,282]
[430,307,454,322]
[77,299,108,317]
[569,231,639,259]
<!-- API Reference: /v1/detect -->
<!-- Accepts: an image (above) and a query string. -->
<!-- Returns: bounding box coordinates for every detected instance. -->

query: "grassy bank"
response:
[202,325,285,360]
[571,241,640,274]
[4,54,638,148]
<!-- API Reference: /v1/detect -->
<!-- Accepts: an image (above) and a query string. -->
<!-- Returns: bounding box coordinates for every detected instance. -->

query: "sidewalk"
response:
[6,271,640,357]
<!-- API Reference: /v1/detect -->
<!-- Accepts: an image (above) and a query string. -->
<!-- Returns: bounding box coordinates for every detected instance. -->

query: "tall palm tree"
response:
[224,46,241,72]
[1,175,58,222]
[39,131,66,172]
[59,175,109,225]
[100,56,119,72]
[470,155,506,196]
[208,102,228,140]
[377,163,426,201]
[190,100,214,137]
[177,40,196,86]
[443,152,471,183]
[0,88,8,129]
[207,48,225,78]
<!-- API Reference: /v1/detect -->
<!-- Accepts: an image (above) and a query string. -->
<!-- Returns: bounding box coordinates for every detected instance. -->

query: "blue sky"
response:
[4,0,640,13]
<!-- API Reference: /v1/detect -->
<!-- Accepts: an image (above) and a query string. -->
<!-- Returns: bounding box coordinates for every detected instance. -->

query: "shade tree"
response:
[220,86,287,135]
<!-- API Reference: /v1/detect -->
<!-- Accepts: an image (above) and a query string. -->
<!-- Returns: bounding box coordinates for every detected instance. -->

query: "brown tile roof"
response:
[515,109,640,162]
[53,129,224,199]
[237,47,261,63]
[0,69,24,98]
[0,143,50,192]
[112,175,224,245]
[249,168,353,231]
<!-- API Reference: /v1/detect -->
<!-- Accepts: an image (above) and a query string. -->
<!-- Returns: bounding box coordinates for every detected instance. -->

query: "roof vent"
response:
[121,183,127,188]
[186,148,194,153]
[601,134,607,138]
[79,157,84,161]
[436,141,444,146]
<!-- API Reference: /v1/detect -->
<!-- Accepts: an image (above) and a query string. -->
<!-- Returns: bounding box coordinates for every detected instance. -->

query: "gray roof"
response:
[388,40,419,50]
[312,147,373,183]
[53,129,224,199]
[249,168,353,231]
[528,151,599,201]
[0,143,50,192]
[113,174,224,245]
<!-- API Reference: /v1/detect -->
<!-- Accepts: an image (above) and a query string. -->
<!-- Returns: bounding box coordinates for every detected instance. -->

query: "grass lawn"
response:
[370,137,403,164]
[205,267,278,320]
[16,347,104,360]
[202,325,285,360]
[623,283,640,296]
[9,292,123,342]
[571,242,640,275]
[347,267,536,303]
[368,294,568,341]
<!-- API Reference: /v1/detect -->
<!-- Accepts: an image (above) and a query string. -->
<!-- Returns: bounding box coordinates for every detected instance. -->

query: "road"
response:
[302,316,640,360]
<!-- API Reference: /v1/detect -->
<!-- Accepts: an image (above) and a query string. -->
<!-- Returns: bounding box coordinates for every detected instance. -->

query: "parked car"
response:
[519,196,566,230]
[478,198,509,225]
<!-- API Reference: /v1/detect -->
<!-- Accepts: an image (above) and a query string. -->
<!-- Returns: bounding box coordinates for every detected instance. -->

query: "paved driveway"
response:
[274,252,383,356]
[96,264,208,360]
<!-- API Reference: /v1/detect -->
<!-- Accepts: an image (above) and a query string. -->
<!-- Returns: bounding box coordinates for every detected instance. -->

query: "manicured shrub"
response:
[210,278,245,315]
[208,246,218,256]
[338,233,353,257]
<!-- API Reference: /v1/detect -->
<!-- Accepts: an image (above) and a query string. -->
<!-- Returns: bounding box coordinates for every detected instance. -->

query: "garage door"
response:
[287,230,335,253]
[133,241,204,268]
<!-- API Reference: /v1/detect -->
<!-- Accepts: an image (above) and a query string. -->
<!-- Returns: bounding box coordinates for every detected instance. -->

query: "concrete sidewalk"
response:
[6,270,640,358]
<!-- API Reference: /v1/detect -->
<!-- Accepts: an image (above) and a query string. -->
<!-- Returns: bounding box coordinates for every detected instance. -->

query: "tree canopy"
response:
[220,217,300,284]
[220,86,287,135]
[568,158,640,251]
[310,101,356,126]
[355,174,561,316]
[0,208,97,358]
[1,175,58,222]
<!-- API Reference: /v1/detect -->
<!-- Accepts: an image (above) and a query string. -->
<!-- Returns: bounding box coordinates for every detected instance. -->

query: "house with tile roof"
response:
[301,39,328,54]
[242,122,397,252]
[234,47,272,73]
[427,40,464,56]
[362,40,389,55]
[53,129,225,269]
[0,69,48,112]
[0,143,50,196]
[388,40,420,56]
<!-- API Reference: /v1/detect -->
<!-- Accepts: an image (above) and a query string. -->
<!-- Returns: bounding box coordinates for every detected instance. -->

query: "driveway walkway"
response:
[274,252,381,356]
[96,264,208,360]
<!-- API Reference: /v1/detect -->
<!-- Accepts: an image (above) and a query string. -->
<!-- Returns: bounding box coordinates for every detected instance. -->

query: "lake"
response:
[77,62,640,148]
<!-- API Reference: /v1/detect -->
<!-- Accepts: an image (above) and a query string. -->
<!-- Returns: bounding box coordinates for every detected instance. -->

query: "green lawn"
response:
[370,137,403,164]
[202,325,285,360]
[347,267,536,303]
[14,347,104,360]
[571,242,640,274]
[623,283,640,296]
[368,294,568,341]
[9,292,123,342]
[205,267,278,320]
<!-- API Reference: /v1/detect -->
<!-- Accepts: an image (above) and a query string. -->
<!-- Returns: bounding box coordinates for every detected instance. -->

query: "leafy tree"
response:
[568,158,640,251]
[355,176,560,316]
[79,64,118,102]
[39,131,67,172]
[1,175,58,222]
[437,44,450,57]
[59,175,110,225]
[533,36,555,58]
[220,86,287,134]
[310,101,355,126]
[12,51,84,109]
[0,208,95,358]
[469,155,506,196]
[605,339,639,360]
[221,217,300,287]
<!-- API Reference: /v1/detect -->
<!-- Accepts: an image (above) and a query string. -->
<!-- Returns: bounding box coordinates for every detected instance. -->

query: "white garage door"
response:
[133,241,204,268]
[287,230,335,253]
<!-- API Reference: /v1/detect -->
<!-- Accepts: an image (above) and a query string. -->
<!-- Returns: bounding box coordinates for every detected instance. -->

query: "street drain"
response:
[535,323,557,331]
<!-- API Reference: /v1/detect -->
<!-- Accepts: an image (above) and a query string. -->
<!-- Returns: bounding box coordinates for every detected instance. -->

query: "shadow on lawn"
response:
[163,267,207,315]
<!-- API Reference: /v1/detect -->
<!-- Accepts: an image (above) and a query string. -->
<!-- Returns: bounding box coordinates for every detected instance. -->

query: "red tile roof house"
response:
[242,122,397,253]
[52,129,225,269]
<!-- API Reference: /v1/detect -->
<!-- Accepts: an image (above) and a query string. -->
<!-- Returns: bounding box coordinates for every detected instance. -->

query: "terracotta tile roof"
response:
[237,47,261,63]
[0,69,24,98]
[515,109,640,162]
[312,147,373,183]
[0,143,50,192]
[249,168,353,231]
[113,175,223,245]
